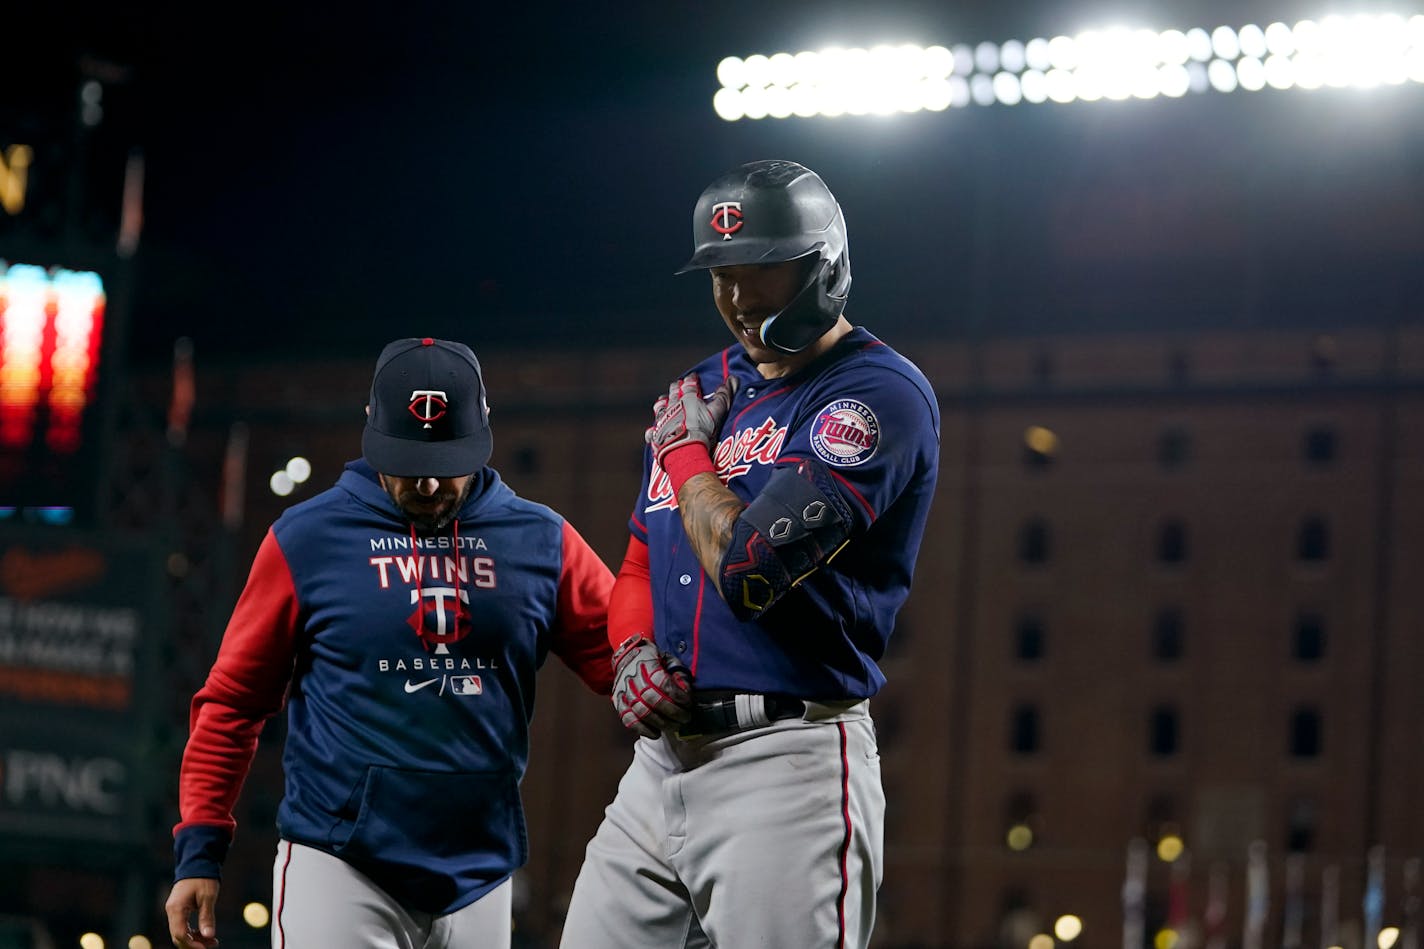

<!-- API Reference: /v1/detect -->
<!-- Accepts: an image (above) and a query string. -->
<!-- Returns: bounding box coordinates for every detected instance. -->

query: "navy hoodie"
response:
[173,461,613,913]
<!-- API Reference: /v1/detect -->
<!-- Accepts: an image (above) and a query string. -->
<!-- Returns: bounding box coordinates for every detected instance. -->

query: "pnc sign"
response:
[0,748,126,816]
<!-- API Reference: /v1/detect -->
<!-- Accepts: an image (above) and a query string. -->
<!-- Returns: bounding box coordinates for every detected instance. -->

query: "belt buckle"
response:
[673,714,711,741]
[674,695,734,740]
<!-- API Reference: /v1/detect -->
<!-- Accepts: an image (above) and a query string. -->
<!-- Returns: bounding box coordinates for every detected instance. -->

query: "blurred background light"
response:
[1024,426,1059,456]
[976,41,1001,74]
[1156,833,1186,862]
[1055,915,1084,941]
[1212,26,1241,60]
[270,470,295,497]
[711,13,1424,119]
[1001,39,1027,72]
[1025,37,1052,70]
[953,44,976,76]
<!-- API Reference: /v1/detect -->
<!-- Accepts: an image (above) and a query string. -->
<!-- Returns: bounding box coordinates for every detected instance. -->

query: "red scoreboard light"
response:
[0,260,108,513]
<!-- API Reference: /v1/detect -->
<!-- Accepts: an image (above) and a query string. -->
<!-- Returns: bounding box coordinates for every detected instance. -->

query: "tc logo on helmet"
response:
[408,389,448,428]
[710,202,743,240]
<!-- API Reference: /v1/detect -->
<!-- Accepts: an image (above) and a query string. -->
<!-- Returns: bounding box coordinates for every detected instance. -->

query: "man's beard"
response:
[384,478,475,532]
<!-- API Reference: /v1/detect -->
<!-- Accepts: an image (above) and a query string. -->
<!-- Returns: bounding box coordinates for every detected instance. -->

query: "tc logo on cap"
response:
[710,201,743,240]
[362,337,494,477]
[408,389,448,428]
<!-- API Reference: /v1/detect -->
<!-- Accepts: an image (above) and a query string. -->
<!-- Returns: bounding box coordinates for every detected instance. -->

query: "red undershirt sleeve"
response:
[549,520,616,695]
[608,535,654,650]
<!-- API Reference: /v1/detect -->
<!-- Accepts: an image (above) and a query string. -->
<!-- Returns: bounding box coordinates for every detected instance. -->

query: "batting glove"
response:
[611,634,692,739]
[645,374,739,470]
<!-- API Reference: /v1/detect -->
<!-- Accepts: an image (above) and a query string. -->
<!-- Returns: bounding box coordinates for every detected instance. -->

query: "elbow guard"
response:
[718,459,853,620]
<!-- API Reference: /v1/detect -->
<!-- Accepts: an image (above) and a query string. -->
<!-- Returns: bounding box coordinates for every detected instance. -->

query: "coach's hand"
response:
[612,634,692,738]
[646,374,739,468]
[166,877,220,948]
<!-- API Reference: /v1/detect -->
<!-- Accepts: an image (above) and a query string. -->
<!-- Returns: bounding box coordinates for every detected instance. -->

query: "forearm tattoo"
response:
[677,472,746,585]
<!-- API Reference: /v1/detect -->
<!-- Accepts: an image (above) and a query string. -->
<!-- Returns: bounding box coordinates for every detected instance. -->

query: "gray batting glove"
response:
[611,634,692,739]
[645,374,739,468]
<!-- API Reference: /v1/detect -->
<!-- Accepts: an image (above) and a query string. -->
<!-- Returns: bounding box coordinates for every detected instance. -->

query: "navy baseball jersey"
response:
[629,326,939,698]
[173,460,613,914]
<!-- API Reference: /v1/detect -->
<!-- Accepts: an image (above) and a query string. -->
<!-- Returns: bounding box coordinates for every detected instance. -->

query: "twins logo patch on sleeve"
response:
[810,399,880,466]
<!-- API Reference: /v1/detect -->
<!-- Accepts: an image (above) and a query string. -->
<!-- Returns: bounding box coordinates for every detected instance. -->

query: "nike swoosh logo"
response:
[404,678,440,693]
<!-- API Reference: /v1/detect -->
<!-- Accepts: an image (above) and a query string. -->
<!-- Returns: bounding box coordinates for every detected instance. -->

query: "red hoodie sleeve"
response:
[608,535,654,650]
[174,528,302,841]
[550,520,616,694]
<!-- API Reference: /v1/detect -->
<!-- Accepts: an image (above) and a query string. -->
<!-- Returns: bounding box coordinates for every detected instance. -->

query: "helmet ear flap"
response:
[827,248,851,303]
[760,254,842,355]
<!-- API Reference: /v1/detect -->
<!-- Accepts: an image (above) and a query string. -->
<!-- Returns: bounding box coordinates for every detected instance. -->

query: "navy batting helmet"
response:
[676,160,851,354]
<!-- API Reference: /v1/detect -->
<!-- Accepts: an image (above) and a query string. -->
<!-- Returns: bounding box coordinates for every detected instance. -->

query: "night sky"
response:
[6,0,1423,369]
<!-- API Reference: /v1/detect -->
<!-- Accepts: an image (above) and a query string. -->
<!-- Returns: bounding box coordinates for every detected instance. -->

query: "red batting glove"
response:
[611,634,692,739]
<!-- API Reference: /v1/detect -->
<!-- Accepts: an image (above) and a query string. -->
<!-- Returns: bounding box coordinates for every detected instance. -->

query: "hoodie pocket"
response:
[332,766,527,895]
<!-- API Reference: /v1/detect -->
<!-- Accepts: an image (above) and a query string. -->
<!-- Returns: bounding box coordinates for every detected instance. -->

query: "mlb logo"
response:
[450,676,483,696]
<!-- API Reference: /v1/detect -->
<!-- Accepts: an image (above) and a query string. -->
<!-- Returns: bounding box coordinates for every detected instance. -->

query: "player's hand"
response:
[165,877,221,948]
[645,374,739,468]
[611,634,692,739]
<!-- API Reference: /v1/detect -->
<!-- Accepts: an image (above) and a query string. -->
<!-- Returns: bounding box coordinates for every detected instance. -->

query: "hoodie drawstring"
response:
[410,520,466,651]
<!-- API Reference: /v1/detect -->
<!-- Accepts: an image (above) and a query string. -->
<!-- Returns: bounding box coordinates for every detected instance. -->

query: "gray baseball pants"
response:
[560,701,883,948]
[270,840,513,948]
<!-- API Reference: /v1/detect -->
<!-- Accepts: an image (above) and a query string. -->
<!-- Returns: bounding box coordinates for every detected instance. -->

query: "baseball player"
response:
[164,338,615,949]
[560,160,940,948]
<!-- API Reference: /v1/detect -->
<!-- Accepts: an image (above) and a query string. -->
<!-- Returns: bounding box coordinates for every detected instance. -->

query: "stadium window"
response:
[1310,335,1338,378]
[1168,350,1191,385]
[1010,703,1041,755]
[1285,797,1318,852]
[513,444,541,477]
[1000,886,1032,914]
[1303,425,1337,467]
[1015,613,1046,662]
[998,888,1038,948]
[1006,789,1037,823]
[1018,518,1052,566]
[1004,790,1039,851]
[1157,519,1189,564]
[1293,612,1326,663]
[1032,352,1055,387]
[1297,516,1330,562]
[1289,706,1322,758]
[1144,792,1177,830]
[1152,608,1184,663]
[1158,426,1192,470]
[1149,705,1179,757]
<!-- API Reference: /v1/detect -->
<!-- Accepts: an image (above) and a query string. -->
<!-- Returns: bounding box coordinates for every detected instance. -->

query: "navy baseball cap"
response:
[361,337,493,477]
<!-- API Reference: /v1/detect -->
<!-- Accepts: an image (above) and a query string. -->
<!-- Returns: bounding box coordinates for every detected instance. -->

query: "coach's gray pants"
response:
[271,840,512,949]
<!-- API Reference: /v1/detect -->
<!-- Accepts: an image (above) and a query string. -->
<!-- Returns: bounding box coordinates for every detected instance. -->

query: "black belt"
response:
[678,691,805,738]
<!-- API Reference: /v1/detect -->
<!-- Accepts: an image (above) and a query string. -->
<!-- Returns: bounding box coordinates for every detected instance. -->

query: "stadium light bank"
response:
[710,13,1424,120]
